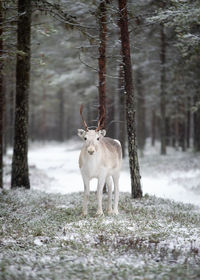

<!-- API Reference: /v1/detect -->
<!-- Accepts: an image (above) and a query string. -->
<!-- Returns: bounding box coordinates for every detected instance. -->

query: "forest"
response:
[0,0,200,279]
[0,0,200,190]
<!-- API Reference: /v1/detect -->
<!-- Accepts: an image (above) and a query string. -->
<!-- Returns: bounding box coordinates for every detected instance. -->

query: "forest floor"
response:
[1,140,200,279]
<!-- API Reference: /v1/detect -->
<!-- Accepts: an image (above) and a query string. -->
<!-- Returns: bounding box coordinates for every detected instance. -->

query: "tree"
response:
[57,88,65,141]
[147,0,200,152]
[160,24,166,155]
[118,0,142,198]
[193,92,200,151]
[0,0,3,188]
[118,62,126,157]
[11,0,32,189]
[98,0,107,128]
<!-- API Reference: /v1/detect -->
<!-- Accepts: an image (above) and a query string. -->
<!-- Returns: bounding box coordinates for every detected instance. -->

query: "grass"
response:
[0,189,200,280]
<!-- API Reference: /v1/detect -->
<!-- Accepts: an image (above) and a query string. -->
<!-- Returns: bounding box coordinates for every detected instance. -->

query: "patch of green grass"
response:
[0,189,200,280]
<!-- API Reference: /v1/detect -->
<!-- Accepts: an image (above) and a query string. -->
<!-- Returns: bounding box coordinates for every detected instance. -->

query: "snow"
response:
[5,139,200,207]
[2,140,200,280]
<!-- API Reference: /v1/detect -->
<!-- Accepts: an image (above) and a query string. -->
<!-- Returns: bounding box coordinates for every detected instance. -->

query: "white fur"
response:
[78,129,122,216]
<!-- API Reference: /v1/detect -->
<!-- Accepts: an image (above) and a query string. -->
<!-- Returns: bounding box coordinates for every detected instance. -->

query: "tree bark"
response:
[151,109,156,146]
[160,24,166,155]
[118,63,126,157]
[186,96,191,148]
[118,0,142,198]
[58,88,64,141]
[98,0,107,128]
[193,92,200,151]
[98,1,107,193]
[11,0,32,189]
[0,0,3,188]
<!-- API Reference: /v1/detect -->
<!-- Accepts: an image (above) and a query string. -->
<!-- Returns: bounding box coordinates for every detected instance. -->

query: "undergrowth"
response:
[0,189,200,280]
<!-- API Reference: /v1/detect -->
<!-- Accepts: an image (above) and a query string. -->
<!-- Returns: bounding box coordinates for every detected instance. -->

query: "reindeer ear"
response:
[77,129,86,139]
[99,129,106,137]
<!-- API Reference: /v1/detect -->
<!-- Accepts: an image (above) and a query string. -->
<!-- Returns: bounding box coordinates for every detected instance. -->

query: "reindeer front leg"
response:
[106,176,113,214]
[112,173,119,215]
[96,176,105,216]
[82,177,90,216]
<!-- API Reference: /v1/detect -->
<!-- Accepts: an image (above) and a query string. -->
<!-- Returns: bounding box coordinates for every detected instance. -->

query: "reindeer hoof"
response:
[81,212,88,217]
[112,210,119,215]
[96,210,104,217]
[107,209,113,215]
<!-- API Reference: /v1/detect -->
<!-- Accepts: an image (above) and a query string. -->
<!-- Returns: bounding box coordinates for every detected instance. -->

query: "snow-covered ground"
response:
[5,139,200,207]
[2,140,200,280]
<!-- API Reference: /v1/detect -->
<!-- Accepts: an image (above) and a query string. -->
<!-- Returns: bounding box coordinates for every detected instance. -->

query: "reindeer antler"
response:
[96,105,105,131]
[80,104,89,131]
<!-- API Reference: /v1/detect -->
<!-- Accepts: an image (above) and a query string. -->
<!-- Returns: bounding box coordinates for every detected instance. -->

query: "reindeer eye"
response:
[84,137,87,141]
[97,137,100,141]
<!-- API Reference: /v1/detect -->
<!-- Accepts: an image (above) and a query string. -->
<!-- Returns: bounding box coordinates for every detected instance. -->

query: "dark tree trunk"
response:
[98,1,107,193]
[7,89,14,146]
[40,86,47,140]
[165,117,170,146]
[175,109,179,150]
[186,97,191,148]
[118,63,126,158]
[58,88,64,142]
[118,0,142,198]
[98,0,107,129]
[0,0,3,188]
[11,0,32,189]
[179,120,186,151]
[160,24,166,155]
[136,69,146,154]
[179,98,186,151]
[193,92,200,151]
[151,109,156,146]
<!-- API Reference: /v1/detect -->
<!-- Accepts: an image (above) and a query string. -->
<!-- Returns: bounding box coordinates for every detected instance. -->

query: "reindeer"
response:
[78,105,122,216]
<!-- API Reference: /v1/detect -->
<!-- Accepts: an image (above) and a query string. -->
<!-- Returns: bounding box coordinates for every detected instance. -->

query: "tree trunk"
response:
[7,89,14,146]
[98,0,107,128]
[193,92,200,151]
[11,0,32,189]
[98,1,107,193]
[160,24,166,155]
[118,63,126,157]
[118,0,142,198]
[0,0,3,188]
[136,68,146,155]
[151,109,156,146]
[186,96,191,148]
[175,108,179,150]
[58,88,64,141]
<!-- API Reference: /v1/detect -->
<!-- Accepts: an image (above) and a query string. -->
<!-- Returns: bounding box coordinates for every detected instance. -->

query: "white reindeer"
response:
[78,105,122,216]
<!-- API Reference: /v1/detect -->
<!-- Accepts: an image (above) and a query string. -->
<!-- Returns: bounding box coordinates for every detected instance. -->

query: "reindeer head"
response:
[77,105,106,155]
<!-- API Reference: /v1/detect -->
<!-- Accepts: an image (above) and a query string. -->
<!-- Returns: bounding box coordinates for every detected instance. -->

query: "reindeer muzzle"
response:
[88,146,95,155]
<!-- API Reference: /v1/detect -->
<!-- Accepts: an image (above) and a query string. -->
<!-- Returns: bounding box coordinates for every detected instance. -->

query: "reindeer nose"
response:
[88,150,94,155]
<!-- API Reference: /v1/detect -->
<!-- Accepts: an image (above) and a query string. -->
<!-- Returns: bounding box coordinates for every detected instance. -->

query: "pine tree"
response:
[11,0,32,189]
[160,24,167,155]
[118,0,142,198]
[0,0,3,189]
[98,0,107,128]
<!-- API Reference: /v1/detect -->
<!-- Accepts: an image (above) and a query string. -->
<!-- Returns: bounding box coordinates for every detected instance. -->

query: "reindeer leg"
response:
[96,176,105,216]
[82,178,90,216]
[106,176,113,214]
[112,174,119,215]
